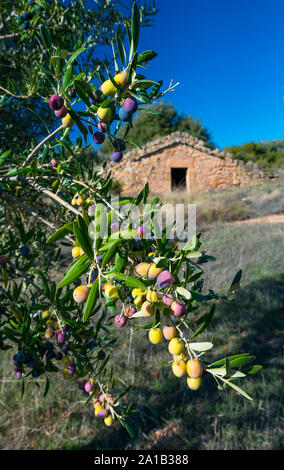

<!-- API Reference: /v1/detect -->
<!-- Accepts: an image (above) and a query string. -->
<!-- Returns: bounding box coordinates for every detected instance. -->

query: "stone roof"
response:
[107,131,277,178]
[109,132,230,167]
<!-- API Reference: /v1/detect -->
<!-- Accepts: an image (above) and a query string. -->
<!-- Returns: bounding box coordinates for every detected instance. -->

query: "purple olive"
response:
[20,245,30,258]
[93,131,105,144]
[97,408,108,419]
[111,151,123,163]
[78,379,87,390]
[85,380,94,393]
[54,106,68,118]
[49,94,64,111]
[171,301,186,317]
[67,364,76,375]
[57,331,67,344]
[61,344,69,355]
[157,270,175,288]
[162,294,174,307]
[50,159,58,168]
[32,368,40,379]
[123,97,138,114]
[114,314,127,327]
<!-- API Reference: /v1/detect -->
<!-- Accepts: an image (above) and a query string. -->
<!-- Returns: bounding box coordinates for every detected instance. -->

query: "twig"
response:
[71,178,126,221]
[3,192,74,244]
[23,125,65,167]
[159,80,180,97]
[24,178,81,217]
[0,33,20,41]
[0,85,32,100]
[0,175,81,217]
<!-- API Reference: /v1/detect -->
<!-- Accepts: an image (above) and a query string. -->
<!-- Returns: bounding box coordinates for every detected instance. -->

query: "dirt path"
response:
[225,213,284,226]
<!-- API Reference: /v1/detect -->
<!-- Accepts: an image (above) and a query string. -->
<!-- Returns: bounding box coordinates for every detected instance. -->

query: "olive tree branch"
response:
[0,85,32,100]
[22,124,65,167]
[3,192,74,244]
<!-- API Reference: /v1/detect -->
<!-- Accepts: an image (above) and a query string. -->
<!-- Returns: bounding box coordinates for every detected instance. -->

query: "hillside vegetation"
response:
[225,140,284,171]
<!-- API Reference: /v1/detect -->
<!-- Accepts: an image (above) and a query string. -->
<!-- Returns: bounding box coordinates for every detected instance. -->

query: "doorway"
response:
[171,168,187,191]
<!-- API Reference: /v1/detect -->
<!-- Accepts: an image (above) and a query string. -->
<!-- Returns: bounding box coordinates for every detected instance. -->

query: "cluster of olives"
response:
[77,381,115,427]
[48,68,139,163]
[70,251,188,323]
[13,349,38,379]
[70,195,84,206]
[12,310,74,380]
[99,262,184,328]
[148,326,206,390]
[92,393,115,427]
[43,311,74,367]
[68,242,204,396]
[48,94,74,127]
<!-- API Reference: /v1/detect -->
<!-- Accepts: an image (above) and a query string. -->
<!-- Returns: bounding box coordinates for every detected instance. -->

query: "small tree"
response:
[101,101,214,156]
[0,1,261,436]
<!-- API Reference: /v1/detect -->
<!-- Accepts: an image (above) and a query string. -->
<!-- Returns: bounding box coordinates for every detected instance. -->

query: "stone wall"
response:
[107,132,275,195]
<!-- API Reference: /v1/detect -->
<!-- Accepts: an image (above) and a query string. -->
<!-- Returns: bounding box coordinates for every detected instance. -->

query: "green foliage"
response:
[0,0,158,152]
[225,140,284,171]
[102,101,214,155]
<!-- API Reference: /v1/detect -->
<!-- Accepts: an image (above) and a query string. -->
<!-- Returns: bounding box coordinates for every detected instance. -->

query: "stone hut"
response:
[108,132,275,195]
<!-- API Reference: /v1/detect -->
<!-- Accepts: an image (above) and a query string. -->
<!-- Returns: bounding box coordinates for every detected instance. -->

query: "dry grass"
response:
[158,178,284,229]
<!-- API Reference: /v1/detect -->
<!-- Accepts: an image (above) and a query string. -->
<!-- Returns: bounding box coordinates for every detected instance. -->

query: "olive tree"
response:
[0,1,261,436]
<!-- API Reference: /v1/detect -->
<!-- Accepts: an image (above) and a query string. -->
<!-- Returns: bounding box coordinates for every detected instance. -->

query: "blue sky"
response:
[136,0,284,148]
[78,0,284,149]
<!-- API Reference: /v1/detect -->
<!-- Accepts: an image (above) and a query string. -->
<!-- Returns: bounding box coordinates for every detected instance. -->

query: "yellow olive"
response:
[146,290,159,303]
[73,285,90,304]
[168,338,185,355]
[187,377,203,390]
[114,70,128,88]
[72,246,81,258]
[172,360,187,377]
[101,79,118,96]
[148,328,163,344]
[62,114,75,128]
